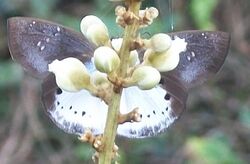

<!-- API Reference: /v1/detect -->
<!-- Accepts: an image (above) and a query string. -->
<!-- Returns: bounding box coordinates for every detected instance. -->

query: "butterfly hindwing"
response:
[8,17,94,78]
[42,74,108,135]
[42,74,178,138]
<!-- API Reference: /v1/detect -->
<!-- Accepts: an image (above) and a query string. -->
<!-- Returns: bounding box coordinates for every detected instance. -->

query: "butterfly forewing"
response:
[164,31,230,90]
[161,31,230,117]
[8,17,230,138]
[8,17,94,78]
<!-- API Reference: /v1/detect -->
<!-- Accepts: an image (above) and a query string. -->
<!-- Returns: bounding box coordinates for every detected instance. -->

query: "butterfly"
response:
[8,17,230,138]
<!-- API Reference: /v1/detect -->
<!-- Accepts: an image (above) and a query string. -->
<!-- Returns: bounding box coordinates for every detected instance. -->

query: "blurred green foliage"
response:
[185,135,244,164]
[74,144,94,161]
[0,61,23,88]
[189,0,218,30]
[239,105,250,129]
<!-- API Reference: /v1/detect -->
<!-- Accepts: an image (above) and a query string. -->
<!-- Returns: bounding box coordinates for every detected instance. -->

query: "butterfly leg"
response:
[118,107,142,124]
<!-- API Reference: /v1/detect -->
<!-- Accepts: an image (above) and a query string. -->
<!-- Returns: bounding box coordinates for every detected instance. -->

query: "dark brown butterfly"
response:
[8,17,230,138]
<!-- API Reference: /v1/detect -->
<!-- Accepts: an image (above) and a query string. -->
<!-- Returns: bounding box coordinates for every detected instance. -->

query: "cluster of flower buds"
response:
[48,12,187,96]
[115,6,158,28]
[111,38,139,67]
[80,15,110,46]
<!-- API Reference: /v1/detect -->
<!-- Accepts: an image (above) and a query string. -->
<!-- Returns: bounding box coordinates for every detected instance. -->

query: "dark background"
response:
[0,0,249,163]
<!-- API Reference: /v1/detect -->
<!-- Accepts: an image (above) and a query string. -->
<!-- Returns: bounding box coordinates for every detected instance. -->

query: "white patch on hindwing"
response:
[118,86,176,138]
[49,88,107,135]
[48,85,176,138]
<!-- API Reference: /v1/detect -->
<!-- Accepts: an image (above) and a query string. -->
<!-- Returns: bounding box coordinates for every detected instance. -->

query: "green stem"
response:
[119,1,141,77]
[98,92,121,164]
[98,1,141,164]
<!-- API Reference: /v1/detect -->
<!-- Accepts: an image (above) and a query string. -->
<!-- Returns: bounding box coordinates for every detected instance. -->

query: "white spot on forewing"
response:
[29,21,36,27]
[57,26,61,32]
[191,51,196,57]
[40,45,45,51]
[46,38,50,43]
[37,41,41,47]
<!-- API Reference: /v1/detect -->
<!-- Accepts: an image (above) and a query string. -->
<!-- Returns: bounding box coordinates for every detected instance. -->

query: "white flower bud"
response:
[48,57,90,92]
[144,36,187,72]
[111,38,123,52]
[139,7,159,20]
[115,6,126,16]
[130,66,161,90]
[129,50,139,67]
[111,38,139,66]
[149,33,172,52]
[139,7,159,27]
[86,24,110,46]
[80,15,105,35]
[144,49,180,72]
[147,7,159,19]
[80,15,109,46]
[94,46,120,74]
[90,71,109,86]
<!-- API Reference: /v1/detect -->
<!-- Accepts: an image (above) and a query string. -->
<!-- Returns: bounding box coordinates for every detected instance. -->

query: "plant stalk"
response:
[98,1,141,164]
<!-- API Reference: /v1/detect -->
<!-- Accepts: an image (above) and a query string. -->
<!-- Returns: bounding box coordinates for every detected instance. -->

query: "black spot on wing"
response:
[56,88,62,94]
[159,78,164,84]
[164,93,171,100]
